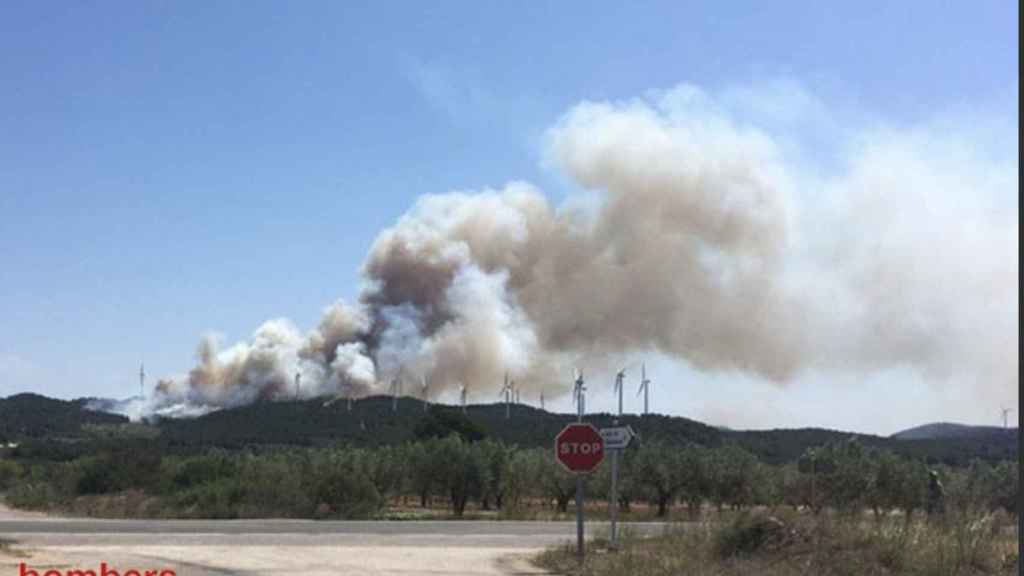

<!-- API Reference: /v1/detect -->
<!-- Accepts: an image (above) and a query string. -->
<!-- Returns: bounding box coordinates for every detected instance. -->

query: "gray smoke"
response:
[143,83,1018,417]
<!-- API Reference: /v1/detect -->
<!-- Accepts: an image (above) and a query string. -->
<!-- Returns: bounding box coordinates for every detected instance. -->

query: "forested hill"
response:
[152,395,721,451]
[149,396,1022,465]
[1,393,1017,466]
[0,393,128,441]
[891,422,1017,441]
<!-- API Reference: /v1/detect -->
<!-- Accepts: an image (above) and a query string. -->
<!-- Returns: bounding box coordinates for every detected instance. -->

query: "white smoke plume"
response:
[145,82,1018,417]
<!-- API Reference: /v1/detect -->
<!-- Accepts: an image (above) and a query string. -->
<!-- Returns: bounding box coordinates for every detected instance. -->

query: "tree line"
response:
[1,434,1016,520]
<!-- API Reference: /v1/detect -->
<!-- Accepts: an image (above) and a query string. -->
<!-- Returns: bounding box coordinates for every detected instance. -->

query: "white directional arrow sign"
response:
[599,426,634,450]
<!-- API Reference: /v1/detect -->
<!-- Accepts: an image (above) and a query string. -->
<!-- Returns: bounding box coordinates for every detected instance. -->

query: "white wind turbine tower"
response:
[294,372,301,400]
[572,369,586,421]
[139,363,146,398]
[420,376,430,412]
[636,363,651,415]
[459,383,468,414]
[390,375,403,413]
[1001,407,1012,429]
[613,367,627,416]
[540,390,545,411]
[500,372,513,419]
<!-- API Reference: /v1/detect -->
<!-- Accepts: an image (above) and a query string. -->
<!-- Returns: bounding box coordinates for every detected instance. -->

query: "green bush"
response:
[714,512,791,557]
[67,448,163,496]
[73,456,121,495]
[6,480,61,509]
[0,459,23,491]
[165,453,238,492]
[236,453,312,517]
[171,478,245,519]
[313,468,381,519]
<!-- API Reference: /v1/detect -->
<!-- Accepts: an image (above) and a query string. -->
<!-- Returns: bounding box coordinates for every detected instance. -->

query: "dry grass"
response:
[535,510,1019,576]
[0,538,30,559]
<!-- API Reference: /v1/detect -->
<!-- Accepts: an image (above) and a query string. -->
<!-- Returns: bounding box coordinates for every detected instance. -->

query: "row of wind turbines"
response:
[571,363,653,420]
[301,362,657,418]
[141,362,1015,428]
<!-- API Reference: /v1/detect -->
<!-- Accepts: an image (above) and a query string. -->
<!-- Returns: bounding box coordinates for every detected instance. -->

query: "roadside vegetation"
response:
[537,508,1019,576]
[0,422,1017,525]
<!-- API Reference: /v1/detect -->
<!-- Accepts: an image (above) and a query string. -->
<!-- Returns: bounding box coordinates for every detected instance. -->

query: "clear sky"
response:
[1,2,1017,434]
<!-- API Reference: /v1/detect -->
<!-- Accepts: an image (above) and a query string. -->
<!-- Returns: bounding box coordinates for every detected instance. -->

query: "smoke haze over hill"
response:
[141,83,1018,421]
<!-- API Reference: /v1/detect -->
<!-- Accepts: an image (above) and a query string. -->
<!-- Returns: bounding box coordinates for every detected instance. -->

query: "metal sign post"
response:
[577,400,583,561]
[576,474,584,560]
[600,425,633,549]
[555,422,605,563]
[610,441,619,549]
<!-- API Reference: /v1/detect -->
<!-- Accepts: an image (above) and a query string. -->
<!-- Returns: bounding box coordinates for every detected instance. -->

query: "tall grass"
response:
[535,509,1019,576]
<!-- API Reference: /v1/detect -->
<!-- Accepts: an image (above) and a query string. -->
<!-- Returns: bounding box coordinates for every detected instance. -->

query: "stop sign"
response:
[555,423,605,473]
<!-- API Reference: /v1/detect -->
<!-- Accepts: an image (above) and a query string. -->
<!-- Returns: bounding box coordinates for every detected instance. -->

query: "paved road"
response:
[1,518,670,537]
[1,518,673,575]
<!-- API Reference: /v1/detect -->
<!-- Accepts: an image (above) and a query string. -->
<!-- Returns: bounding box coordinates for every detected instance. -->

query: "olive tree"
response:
[632,440,687,517]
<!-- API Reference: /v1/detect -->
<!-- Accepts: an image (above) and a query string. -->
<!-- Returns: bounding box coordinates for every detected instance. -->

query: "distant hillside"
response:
[728,426,1017,467]
[2,392,1016,466]
[152,395,1017,466]
[892,422,1017,440]
[0,393,128,441]
[723,427,894,464]
[154,395,722,451]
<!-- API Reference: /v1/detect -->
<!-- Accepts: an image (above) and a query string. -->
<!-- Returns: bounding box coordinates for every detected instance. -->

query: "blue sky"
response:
[0,2,1017,433]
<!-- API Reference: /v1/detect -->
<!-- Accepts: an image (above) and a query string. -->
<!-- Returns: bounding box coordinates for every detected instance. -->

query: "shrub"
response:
[236,453,311,517]
[6,481,61,509]
[0,459,23,491]
[313,468,381,519]
[715,512,792,557]
[165,453,238,492]
[172,478,245,519]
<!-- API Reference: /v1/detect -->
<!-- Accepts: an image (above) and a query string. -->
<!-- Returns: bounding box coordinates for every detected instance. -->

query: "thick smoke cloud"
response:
[142,83,1018,418]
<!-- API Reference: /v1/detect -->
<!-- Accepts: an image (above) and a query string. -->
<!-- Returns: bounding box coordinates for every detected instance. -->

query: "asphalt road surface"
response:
[1,512,672,576]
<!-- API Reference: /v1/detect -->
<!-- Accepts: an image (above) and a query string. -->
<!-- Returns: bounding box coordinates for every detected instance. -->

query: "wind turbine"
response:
[294,372,301,400]
[500,372,513,419]
[1002,407,1013,429]
[459,383,468,414]
[390,375,403,413]
[139,363,146,398]
[636,362,651,415]
[613,367,627,416]
[540,390,545,411]
[420,376,430,412]
[572,368,586,421]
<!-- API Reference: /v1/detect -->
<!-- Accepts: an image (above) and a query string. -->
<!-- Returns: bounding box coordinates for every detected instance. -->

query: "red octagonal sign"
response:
[555,423,605,473]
